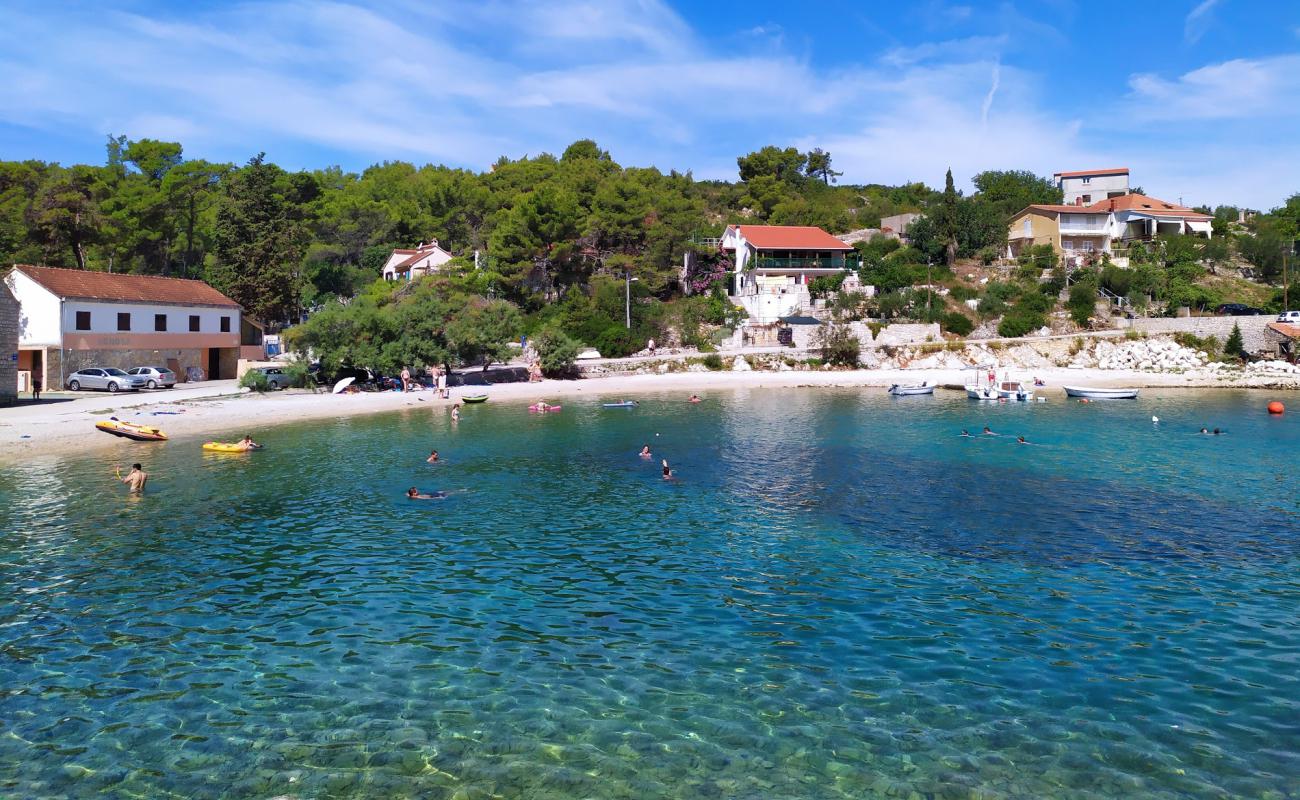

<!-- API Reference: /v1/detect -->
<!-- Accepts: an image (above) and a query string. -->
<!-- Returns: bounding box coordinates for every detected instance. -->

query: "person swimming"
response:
[1016,436,1027,444]
[688,394,701,403]
[960,429,971,437]
[982,426,995,435]
[406,487,445,499]
[427,449,439,463]
[1213,427,1222,435]
[238,434,261,451]
[661,459,673,479]
[639,444,652,457]
[1199,427,1209,434]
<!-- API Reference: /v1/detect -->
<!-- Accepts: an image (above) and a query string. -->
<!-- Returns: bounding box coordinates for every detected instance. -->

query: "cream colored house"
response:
[1007,193,1212,267]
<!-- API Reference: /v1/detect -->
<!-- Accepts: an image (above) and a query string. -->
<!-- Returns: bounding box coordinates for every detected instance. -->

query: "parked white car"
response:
[127,366,177,389]
[66,368,147,393]
[1277,311,1300,325]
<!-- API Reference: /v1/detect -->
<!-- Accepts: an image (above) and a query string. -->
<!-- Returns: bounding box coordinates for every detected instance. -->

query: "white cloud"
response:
[1184,0,1223,44]
[1127,55,1300,120]
[0,1,1297,208]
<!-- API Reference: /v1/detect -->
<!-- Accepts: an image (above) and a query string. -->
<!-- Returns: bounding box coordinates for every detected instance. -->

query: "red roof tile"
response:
[1268,322,1300,339]
[732,225,854,251]
[1016,193,1210,220]
[1053,167,1129,178]
[11,264,240,307]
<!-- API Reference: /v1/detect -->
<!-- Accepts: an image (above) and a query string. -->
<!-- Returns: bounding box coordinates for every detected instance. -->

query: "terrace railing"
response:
[752,256,861,270]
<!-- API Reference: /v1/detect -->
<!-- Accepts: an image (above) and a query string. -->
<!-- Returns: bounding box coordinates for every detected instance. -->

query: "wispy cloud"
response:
[0,1,1296,208]
[1184,0,1223,44]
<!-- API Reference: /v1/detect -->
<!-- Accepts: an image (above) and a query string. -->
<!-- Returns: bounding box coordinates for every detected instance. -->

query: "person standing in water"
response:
[450,403,460,422]
[661,459,673,479]
[116,463,148,494]
[427,449,439,463]
[639,445,652,458]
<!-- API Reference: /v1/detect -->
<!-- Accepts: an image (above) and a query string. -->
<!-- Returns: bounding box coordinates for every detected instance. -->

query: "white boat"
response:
[964,366,1034,402]
[1064,385,1139,399]
[888,382,934,396]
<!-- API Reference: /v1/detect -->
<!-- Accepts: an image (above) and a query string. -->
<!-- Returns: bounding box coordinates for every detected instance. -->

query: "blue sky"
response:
[2,0,1298,209]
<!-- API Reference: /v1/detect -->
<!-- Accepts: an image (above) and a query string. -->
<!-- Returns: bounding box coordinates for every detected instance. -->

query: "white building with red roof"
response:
[381,240,455,282]
[719,224,859,323]
[1008,191,1212,267]
[4,264,248,389]
[1053,167,1130,206]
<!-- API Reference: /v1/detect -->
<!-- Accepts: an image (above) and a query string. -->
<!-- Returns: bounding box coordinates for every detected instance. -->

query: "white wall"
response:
[5,270,62,346]
[62,300,239,335]
[1060,173,1128,205]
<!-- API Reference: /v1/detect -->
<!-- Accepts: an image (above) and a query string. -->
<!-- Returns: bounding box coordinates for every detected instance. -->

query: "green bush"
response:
[702,353,723,371]
[534,326,581,377]
[1174,332,1219,356]
[239,370,271,393]
[815,323,861,367]
[941,311,974,336]
[594,325,638,358]
[282,360,313,388]
[997,310,1044,338]
[1067,279,1098,326]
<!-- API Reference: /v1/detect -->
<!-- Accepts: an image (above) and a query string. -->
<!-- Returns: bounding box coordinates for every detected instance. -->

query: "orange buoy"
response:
[1268,401,1285,415]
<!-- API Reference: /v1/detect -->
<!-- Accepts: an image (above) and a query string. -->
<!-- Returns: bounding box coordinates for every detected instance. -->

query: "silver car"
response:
[67,368,147,393]
[127,365,177,389]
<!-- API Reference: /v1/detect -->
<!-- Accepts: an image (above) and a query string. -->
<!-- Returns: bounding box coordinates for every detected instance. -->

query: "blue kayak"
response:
[602,401,638,408]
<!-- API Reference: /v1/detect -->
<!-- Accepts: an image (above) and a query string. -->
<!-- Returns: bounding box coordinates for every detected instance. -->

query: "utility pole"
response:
[625,269,632,329]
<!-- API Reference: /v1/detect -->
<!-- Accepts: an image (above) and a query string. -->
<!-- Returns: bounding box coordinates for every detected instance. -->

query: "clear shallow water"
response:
[1,388,1298,799]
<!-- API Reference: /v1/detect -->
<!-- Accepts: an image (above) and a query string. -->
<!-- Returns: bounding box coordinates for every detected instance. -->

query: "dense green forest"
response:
[4,136,1298,373]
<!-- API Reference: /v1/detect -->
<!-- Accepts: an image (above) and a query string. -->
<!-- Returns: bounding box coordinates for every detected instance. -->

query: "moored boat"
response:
[461,395,489,404]
[1064,386,1139,399]
[95,418,168,441]
[888,383,934,396]
[965,366,1034,401]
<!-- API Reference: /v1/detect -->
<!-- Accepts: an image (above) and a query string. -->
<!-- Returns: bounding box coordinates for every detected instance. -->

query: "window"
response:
[1063,240,1075,250]
[220,316,231,333]
[189,315,200,332]
[75,311,90,330]
[117,312,131,331]
[154,313,167,332]
[1080,194,1092,204]
[1022,218,1032,236]
[1082,176,1091,184]
[1086,215,1098,225]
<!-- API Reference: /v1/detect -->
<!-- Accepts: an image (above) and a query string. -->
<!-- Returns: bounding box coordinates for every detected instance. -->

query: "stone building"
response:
[0,279,18,404]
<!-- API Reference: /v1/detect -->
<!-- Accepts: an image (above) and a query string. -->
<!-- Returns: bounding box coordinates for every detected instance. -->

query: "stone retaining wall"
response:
[1118,315,1272,353]
[0,283,17,404]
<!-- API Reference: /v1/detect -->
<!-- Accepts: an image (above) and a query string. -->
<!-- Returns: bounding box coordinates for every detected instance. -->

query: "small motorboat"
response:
[602,400,638,408]
[461,395,489,404]
[888,383,933,396]
[528,404,562,413]
[1064,386,1140,400]
[95,418,168,442]
[965,366,1034,402]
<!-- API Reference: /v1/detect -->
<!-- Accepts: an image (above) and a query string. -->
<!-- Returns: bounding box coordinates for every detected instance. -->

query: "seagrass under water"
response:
[1,388,1297,799]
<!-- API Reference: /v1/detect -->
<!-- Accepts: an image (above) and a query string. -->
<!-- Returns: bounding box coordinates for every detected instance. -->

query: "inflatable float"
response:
[202,441,259,453]
[602,401,638,408]
[528,404,562,413]
[95,419,168,442]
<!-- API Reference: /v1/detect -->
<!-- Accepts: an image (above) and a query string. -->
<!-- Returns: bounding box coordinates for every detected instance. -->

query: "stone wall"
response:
[57,348,217,384]
[0,283,17,404]
[1118,315,1273,353]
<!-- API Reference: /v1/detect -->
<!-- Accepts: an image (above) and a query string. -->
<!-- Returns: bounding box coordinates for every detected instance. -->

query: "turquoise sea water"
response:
[1,388,1298,799]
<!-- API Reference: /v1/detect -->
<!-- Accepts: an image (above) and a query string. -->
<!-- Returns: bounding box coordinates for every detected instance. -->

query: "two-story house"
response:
[1054,167,1130,206]
[381,240,455,282]
[4,265,245,390]
[1007,193,1212,267]
[719,224,859,323]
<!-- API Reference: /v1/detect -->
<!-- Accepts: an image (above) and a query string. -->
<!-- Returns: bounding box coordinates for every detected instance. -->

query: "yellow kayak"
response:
[202,442,257,453]
[96,419,168,441]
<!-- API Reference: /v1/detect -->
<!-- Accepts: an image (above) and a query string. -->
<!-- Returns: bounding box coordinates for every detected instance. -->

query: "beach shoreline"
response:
[2,365,1296,463]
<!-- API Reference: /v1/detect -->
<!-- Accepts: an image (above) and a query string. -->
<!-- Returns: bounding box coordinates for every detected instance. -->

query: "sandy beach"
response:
[2,363,1296,463]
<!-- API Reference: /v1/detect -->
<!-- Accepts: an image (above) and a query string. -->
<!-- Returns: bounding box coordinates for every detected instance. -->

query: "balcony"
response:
[751,256,860,271]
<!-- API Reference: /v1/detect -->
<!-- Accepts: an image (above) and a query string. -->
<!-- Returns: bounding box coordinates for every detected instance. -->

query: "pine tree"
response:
[941,168,959,267]
[1224,322,1244,360]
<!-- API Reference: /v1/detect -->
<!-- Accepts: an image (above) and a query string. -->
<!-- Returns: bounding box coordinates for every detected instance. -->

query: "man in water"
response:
[238,434,261,451]
[427,450,439,463]
[1016,436,1028,444]
[117,463,148,494]
[688,394,701,403]
[960,429,971,437]
[661,459,673,479]
[639,445,651,458]
[982,426,995,435]
[407,487,445,500]
[1199,427,1209,434]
